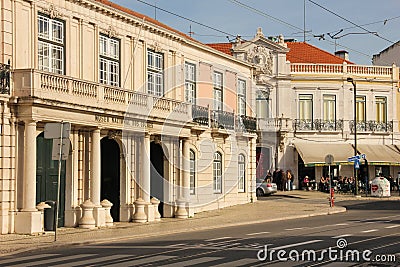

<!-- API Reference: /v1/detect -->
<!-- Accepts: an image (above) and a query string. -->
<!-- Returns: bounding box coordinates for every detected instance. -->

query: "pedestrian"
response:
[276,169,282,191]
[281,169,287,191]
[286,170,293,191]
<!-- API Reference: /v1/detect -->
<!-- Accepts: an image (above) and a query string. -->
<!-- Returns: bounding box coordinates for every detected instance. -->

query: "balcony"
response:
[237,115,257,133]
[210,110,235,130]
[294,119,316,131]
[192,105,209,126]
[12,69,191,123]
[0,62,10,94]
[315,119,343,131]
[350,120,393,133]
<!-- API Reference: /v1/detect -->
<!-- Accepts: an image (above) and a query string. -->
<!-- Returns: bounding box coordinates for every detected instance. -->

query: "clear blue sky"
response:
[112,0,400,65]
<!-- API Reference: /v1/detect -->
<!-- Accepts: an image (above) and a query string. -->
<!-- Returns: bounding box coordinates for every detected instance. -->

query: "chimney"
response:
[335,50,349,61]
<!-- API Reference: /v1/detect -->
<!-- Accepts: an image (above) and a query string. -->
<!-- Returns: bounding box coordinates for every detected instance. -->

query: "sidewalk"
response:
[1,190,349,256]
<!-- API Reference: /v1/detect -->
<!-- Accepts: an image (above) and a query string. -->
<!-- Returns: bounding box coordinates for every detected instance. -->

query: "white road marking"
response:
[385,225,400,229]
[51,255,130,267]
[246,231,270,236]
[211,258,258,267]
[332,234,353,239]
[104,255,175,267]
[361,229,378,233]
[159,256,222,267]
[285,227,305,231]
[205,236,232,242]
[11,254,95,267]
[272,239,323,250]
[167,243,187,247]
[0,254,59,265]
[334,223,349,226]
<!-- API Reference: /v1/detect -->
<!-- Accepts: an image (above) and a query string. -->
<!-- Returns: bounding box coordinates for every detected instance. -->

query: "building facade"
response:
[210,28,400,189]
[0,0,257,234]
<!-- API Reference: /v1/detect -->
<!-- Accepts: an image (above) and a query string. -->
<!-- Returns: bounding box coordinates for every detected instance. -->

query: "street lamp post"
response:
[347,77,358,195]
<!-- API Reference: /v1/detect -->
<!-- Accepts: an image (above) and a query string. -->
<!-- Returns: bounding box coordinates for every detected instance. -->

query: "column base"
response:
[145,203,155,222]
[93,206,106,227]
[133,198,147,223]
[119,204,134,222]
[64,207,81,227]
[175,199,188,219]
[15,211,42,235]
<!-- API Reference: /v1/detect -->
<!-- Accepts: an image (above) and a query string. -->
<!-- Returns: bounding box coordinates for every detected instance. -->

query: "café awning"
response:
[294,142,354,166]
[356,144,400,165]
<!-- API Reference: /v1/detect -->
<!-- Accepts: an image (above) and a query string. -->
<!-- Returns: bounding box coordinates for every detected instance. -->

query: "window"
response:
[99,35,120,86]
[38,14,64,74]
[256,89,270,120]
[356,96,366,122]
[147,49,164,96]
[190,149,195,195]
[213,152,222,193]
[238,79,246,116]
[299,94,313,121]
[376,97,387,123]
[323,95,336,121]
[213,72,223,111]
[238,154,245,192]
[185,63,196,104]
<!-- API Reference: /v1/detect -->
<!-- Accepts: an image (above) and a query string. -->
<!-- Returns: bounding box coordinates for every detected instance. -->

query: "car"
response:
[256,179,278,196]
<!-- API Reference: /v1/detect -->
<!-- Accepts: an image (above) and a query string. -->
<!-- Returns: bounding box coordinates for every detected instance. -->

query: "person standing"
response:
[281,169,287,191]
[286,170,293,191]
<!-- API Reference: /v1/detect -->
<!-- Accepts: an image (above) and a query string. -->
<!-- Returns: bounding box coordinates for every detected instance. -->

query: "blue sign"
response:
[348,154,366,162]
[354,159,360,169]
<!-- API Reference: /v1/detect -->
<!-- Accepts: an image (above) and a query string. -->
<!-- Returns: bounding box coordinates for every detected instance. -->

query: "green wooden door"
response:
[36,133,66,227]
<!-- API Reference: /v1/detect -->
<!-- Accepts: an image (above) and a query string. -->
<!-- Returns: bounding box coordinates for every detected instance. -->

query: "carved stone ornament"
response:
[107,130,121,139]
[151,42,162,53]
[44,4,62,19]
[246,46,273,75]
[107,25,117,38]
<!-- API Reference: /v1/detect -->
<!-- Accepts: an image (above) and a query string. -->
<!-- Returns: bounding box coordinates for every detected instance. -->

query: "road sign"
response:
[360,154,366,160]
[348,155,359,162]
[51,138,70,160]
[354,159,360,169]
[44,122,71,139]
[325,154,334,165]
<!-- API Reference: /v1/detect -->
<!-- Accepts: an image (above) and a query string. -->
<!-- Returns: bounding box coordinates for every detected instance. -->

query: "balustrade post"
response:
[98,85,104,102]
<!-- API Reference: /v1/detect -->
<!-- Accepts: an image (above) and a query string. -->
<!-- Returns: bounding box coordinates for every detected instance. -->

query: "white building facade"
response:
[0,0,257,234]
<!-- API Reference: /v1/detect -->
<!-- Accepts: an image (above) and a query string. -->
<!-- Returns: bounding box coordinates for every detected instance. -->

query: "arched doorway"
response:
[150,142,164,216]
[36,132,66,227]
[101,138,120,221]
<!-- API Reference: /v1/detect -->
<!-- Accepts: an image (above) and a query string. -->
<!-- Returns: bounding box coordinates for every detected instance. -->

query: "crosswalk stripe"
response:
[385,225,400,229]
[50,254,129,267]
[159,256,222,267]
[332,234,352,239]
[361,229,378,233]
[211,258,257,267]
[0,254,59,265]
[205,237,232,242]
[246,231,270,236]
[11,254,95,267]
[103,255,175,267]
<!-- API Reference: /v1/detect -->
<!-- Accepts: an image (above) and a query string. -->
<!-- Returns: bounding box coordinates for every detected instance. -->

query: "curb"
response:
[0,206,347,256]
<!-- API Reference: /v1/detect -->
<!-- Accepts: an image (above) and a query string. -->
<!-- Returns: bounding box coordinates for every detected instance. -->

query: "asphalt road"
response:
[1,199,399,267]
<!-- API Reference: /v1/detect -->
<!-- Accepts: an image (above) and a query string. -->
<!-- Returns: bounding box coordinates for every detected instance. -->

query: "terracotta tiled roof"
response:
[205,41,354,65]
[206,43,233,56]
[286,42,353,64]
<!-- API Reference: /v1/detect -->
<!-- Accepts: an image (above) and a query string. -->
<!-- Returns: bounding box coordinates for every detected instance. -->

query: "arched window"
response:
[238,154,245,192]
[213,152,222,193]
[190,149,195,195]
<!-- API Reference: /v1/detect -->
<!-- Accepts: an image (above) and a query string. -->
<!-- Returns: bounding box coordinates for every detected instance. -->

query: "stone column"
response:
[175,138,189,218]
[133,133,152,222]
[15,120,42,234]
[91,128,105,227]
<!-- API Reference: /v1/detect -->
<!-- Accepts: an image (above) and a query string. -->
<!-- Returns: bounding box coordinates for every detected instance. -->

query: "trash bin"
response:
[44,200,57,231]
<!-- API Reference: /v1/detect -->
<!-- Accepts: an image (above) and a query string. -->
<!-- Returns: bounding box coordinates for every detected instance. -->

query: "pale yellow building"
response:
[0,0,257,234]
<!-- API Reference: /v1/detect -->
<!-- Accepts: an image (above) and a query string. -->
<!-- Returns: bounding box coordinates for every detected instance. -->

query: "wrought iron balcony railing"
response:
[314,119,343,131]
[237,115,257,132]
[211,110,235,130]
[294,119,315,131]
[350,120,393,132]
[192,105,209,126]
[0,61,10,94]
